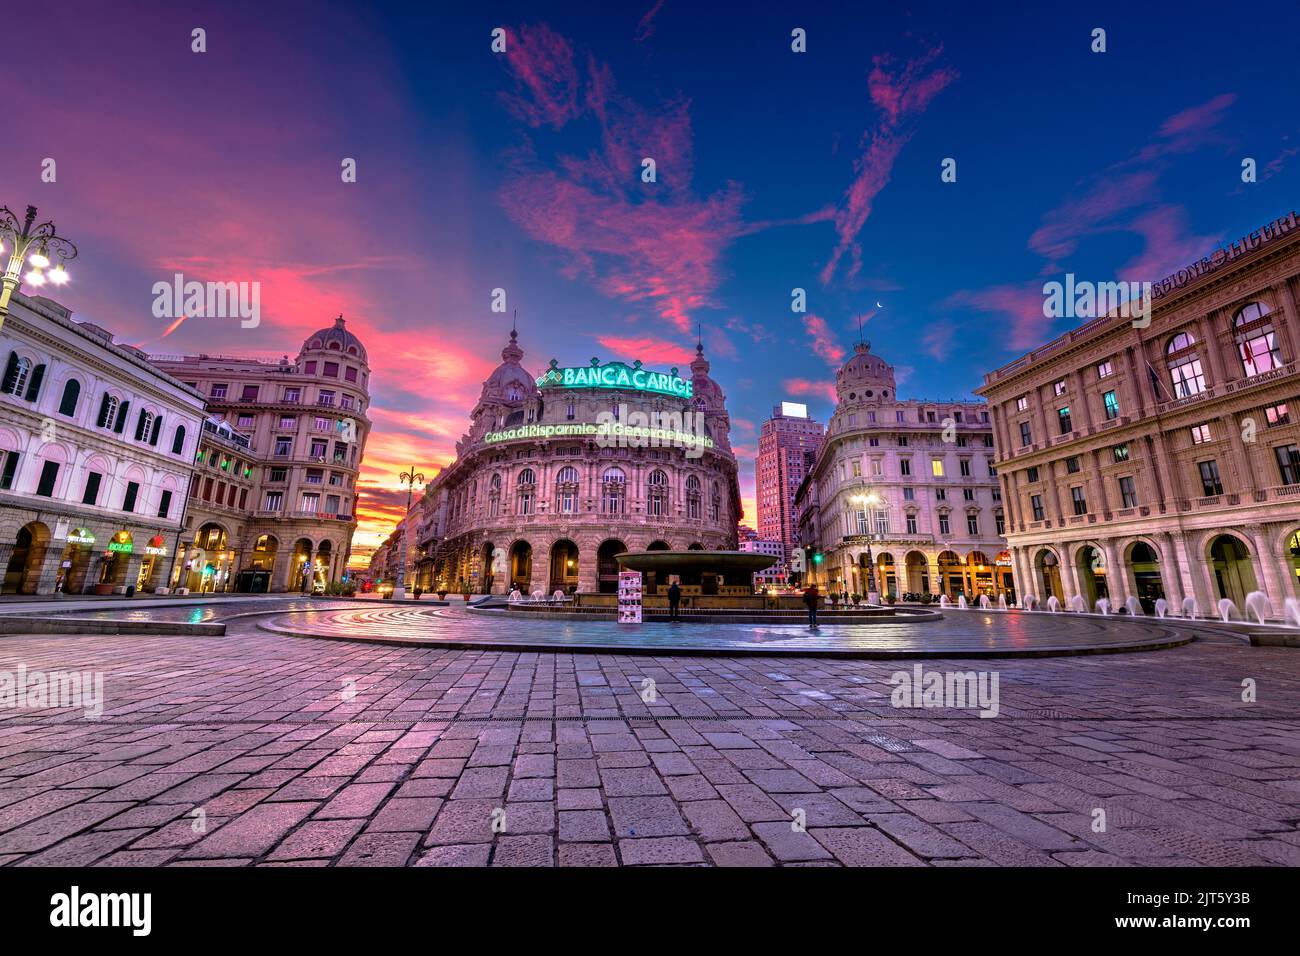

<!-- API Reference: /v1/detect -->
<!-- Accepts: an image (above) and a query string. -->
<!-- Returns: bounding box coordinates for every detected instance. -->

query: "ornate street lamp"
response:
[391,466,426,599]
[848,488,887,604]
[0,205,78,330]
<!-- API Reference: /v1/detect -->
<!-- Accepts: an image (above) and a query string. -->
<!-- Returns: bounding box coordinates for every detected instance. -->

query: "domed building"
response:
[150,315,372,592]
[795,340,1013,601]
[417,328,741,595]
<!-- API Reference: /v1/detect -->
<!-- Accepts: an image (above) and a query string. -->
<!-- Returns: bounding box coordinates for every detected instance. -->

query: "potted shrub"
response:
[884,592,897,605]
[920,593,933,605]
[850,592,861,606]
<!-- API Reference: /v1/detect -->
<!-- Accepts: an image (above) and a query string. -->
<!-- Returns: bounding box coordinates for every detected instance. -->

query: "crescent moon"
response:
[875,301,884,309]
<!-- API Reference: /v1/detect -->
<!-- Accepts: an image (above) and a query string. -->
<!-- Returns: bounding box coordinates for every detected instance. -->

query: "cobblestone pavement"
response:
[0,608,1297,867]
[260,604,1206,656]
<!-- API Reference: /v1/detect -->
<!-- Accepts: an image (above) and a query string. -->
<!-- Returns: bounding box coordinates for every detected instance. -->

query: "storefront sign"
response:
[537,359,693,399]
[66,530,95,545]
[484,421,712,448]
[107,541,134,554]
[618,571,643,624]
[144,535,168,557]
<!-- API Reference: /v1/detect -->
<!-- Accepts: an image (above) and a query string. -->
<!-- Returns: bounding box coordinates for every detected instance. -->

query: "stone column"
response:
[33,549,66,595]
[1271,279,1300,364]
[1013,548,1034,605]
[1100,539,1127,608]
[1171,532,1212,616]
[1059,546,1082,605]
[1246,525,1284,618]
[1155,532,1185,612]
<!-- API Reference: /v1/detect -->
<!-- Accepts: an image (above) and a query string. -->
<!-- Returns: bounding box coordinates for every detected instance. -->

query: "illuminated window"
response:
[931,459,944,477]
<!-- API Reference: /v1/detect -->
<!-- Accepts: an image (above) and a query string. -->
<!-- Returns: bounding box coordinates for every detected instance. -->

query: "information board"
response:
[617,571,643,624]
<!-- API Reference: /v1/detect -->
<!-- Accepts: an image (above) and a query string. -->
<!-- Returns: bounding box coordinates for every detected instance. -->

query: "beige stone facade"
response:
[977,211,1300,619]
[415,331,740,595]
[150,316,372,592]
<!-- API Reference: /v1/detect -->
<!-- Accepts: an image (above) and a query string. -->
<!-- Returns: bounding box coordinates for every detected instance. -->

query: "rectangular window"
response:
[1276,444,1300,486]
[1265,402,1289,427]
[1097,360,1114,378]
[1190,423,1212,444]
[995,513,1006,535]
[900,459,911,476]
[1102,390,1120,420]
[1070,486,1087,515]
[300,492,320,513]
[1066,456,1081,473]
[1118,476,1137,508]
[898,435,909,447]
[310,439,328,458]
[1170,358,1207,398]
[304,361,317,375]
[0,451,18,490]
[1112,444,1129,463]
[317,390,335,406]
[959,459,971,477]
[1058,406,1072,434]
[278,415,296,429]
[1030,495,1045,521]
[210,383,228,399]
[903,487,914,501]
[345,367,358,383]
[240,385,259,401]
[962,488,975,501]
[1240,331,1283,378]
[326,494,341,514]
[263,491,284,511]
[283,387,300,403]
[324,362,340,378]
[1019,422,1032,446]
[1016,396,1029,411]
[1052,380,1067,396]
[122,481,139,513]
[274,437,292,457]
[931,459,944,477]
[966,514,979,535]
[35,460,59,497]
[158,489,173,518]
[82,471,102,505]
[1026,465,1040,483]
[935,488,947,501]
[1198,460,1223,496]
[906,514,917,534]
[305,469,324,484]
[939,514,950,535]
[269,467,288,482]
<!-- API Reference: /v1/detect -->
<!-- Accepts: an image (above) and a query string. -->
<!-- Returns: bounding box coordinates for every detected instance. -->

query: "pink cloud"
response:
[821,48,956,285]
[783,378,838,402]
[945,285,1048,351]
[802,314,846,365]
[635,0,666,43]
[595,335,698,366]
[498,24,582,129]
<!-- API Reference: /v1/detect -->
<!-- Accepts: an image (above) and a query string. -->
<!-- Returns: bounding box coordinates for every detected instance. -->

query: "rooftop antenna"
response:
[857,313,864,344]
[697,321,702,351]
[512,309,517,334]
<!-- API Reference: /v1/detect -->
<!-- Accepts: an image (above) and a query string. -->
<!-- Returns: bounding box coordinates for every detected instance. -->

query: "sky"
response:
[5,0,1299,551]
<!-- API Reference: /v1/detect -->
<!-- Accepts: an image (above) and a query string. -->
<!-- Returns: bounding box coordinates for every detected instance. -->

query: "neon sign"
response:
[536,359,693,399]
[484,422,712,448]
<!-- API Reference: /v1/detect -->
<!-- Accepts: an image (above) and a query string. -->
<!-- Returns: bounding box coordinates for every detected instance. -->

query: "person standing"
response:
[667,580,682,622]
[803,584,819,628]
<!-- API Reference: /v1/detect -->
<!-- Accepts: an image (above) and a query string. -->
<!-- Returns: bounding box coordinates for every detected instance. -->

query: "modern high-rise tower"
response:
[757,402,824,561]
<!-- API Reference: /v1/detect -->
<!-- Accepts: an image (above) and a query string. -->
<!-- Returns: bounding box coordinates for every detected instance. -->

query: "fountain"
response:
[1182,596,1198,619]
[552,589,566,602]
[1024,595,1038,611]
[957,595,969,609]
[1126,596,1141,617]
[1067,594,1087,613]
[979,595,991,609]
[939,595,952,608]
[1046,596,1061,613]
[997,594,1008,611]
[1095,598,1111,615]
[531,589,545,602]
[1154,598,1168,618]
[508,588,523,603]
[1244,591,1272,624]
[1285,598,1300,628]
[1217,598,1238,622]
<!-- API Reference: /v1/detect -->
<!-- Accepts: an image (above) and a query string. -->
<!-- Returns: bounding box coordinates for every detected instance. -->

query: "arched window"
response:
[516,468,535,515]
[556,465,579,513]
[97,394,120,429]
[686,474,701,520]
[1233,302,1283,378]
[1165,330,1206,398]
[58,378,80,417]
[647,469,668,517]
[506,386,523,402]
[602,467,625,514]
[1,355,32,397]
[710,481,721,523]
[135,409,155,442]
[171,424,186,455]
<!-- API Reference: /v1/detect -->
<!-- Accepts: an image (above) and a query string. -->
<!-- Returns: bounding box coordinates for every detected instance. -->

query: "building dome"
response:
[836,341,896,400]
[301,314,368,363]
[479,328,536,405]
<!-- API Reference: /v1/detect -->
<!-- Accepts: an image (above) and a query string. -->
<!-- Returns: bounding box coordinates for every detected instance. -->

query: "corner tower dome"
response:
[480,328,536,404]
[302,314,368,363]
[836,340,896,402]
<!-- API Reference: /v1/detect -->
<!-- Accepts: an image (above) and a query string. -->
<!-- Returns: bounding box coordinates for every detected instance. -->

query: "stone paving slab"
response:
[0,599,1296,867]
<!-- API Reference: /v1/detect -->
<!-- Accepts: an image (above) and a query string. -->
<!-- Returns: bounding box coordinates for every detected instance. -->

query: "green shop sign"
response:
[536,359,693,399]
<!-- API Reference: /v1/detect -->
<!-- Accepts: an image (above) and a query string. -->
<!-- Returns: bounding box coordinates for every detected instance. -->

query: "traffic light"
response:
[812,551,824,565]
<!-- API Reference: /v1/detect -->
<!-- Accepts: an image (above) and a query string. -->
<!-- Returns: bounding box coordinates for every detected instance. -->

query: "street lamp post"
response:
[391,466,425,600]
[849,489,887,605]
[0,205,77,331]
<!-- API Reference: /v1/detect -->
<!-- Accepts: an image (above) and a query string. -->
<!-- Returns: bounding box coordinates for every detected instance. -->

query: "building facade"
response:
[796,341,1011,600]
[0,293,205,594]
[150,315,372,592]
[977,210,1300,618]
[756,402,824,563]
[419,330,741,595]
[739,535,786,588]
